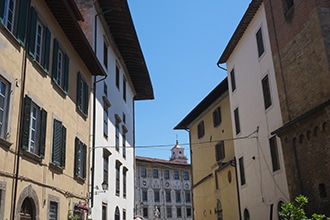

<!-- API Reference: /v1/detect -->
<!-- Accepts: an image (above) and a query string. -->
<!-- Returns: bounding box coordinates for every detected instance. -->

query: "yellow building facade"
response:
[0,0,105,219]
[175,78,240,220]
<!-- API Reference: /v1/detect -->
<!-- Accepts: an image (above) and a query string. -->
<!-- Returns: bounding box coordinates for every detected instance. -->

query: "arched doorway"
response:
[20,198,35,220]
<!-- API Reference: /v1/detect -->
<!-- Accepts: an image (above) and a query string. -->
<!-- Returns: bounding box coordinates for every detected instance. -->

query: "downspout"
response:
[185,128,195,218]
[231,157,242,220]
[11,0,32,219]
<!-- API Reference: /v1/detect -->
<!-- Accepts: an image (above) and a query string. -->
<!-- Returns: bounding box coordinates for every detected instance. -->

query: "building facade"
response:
[218,1,290,219]
[0,0,106,219]
[135,145,192,220]
[175,78,240,220]
[263,0,330,215]
[75,0,154,219]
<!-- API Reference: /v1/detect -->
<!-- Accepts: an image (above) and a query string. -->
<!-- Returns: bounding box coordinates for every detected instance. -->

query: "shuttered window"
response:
[76,72,89,115]
[21,96,47,158]
[52,38,69,93]
[74,138,87,179]
[52,119,66,168]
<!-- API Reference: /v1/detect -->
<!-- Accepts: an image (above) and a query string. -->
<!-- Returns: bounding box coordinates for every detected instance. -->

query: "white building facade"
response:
[218,1,289,219]
[76,1,154,219]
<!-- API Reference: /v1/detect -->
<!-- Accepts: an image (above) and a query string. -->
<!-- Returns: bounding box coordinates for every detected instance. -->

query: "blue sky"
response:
[128,0,251,162]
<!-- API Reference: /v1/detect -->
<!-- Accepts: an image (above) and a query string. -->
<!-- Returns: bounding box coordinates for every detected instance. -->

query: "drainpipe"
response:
[11,1,32,219]
[231,157,242,220]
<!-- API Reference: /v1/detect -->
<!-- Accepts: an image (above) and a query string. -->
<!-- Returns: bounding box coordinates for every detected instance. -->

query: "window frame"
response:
[175,191,181,203]
[166,207,172,218]
[141,167,146,178]
[115,64,120,89]
[77,72,89,115]
[213,106,222,127]
[154,190,160,203]
[51,119,66,168]
[256,27,265,58]
[115,162,121,196]
[239,157,246,185]
[52,38,69,93]
[269,136,280,172]
[166,191,171,203]
[164,170,170,179]
[74,138,87,180]
[230,68,236,92]
[0,76,10,139]
[262,74,272,110]
[234,107,241,135]
[197,120,205,139]
[183,171,189,180]
[142,190,148,202]
[215,140,225,162]
[153,169,159,179]
[174,170,179,180]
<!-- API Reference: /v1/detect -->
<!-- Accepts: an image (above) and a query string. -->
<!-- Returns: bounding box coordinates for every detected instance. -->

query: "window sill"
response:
[74,176,85,184]
[49,163,64,174]
[51,80,67,98]
[0,23,22,50]
[31,58,49,77]
[22,150,42,164]
[76,107,88,120]
[0,137,12,149]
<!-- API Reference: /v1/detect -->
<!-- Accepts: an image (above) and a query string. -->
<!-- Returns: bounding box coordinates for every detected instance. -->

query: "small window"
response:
[213,107,222,127]
[197,121,205,139]
[154,191,160,202]
[104,82,108,96]
[177,207,182,218]
[123,77,126,101]
[123,168,127,198]
[21,96,47,158]
[103,151,109,188]
[122,132,126,158]
[174,170,179,180]
[167,207,172,218]
[319,183,327,198]
[234,107,241,135]
[52,39,69,93]
[269,136,280,171]
[116,64,120,89]
[185,192,191,203]
[77,72,89,115]
[256,27,265,58]
[244,208,250,220]
[141,167,146,178]
[153,169,159,178]
[74,138,87,179]
[52,119,66,168]
[102,203,107,220]
[262,75,272,109]
[142,190,148,202]
[215,141,225,162]
[115,161,121,196]
[166,191,171,202]
[176,191,181,203]
[239,157,246,185]
[0,76,10,139]
[49,201,58,220]
[183,171,189,180]
[103,40,108,69]
[230,68,236,92]
[123,209,126,220]
[164,170,170,179]
[103,104,108,138]
[187,207,192,217]
[115,119,120,151]
[143,207,148,218]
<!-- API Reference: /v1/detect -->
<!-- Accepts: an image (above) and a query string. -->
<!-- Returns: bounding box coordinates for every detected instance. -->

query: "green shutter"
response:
[52,38,58,81]
[83,82,89,115]
[21,96,31,150]
[63,54,69,93]
[0,0,5,23]
[38,109,47,158]
[74,137,79,177]
[61,125,66,168]
[52,119,62,165]
[76,72,82,110]
[43,27,51,73]
[28,7,37,58]
[16,0,29,46]
[82,144,87,179]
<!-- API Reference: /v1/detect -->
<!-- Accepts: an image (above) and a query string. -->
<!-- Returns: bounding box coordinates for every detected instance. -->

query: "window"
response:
[21,96,47,158]
[115,207,120,220]
[103,40,108,69]
[2,0,17,32]
[177,207,182,218]
[215,141,225,162]
[256,27,265,58]
[319,183,327,198]
[116,64,120,89]
[213,107,222,127]
[116,161,121,196]
[183,171,189,180]
[52,39,69,93]
[103,151,109,188]
[123,168,127,198]
[176,191,181,203]
[141,167,146,178]
[115,119,120,151]
[102,203,107,220]
[154,191,160,202]
[166,191,171,203]
[104,82,108,97]
[283,0,294,12]
[77,72,89,115]
[28,7,51,72]
[244,208,250,220]
[269,136,280,171]
[197,121,205,139]
[174,170,179,180]
[278,201,284,220]
[74,138,87,179]
[49,201,58,220]
[122,132,126,158]
[103,104,108,137]
[234,107,241,135]
[239,157,246,185]
[230,68,236,92]
[0,77,10,139]
[164,170,169,179]
[262,75,272,109]
[143,207,148,218]
[142,190,148,202]
[167,207,172,218]
[153,169,159,178]
[123,209,126,220]
[123,77,126,101]
[185,191,191,203]
[52,119,66,167]
[187,207,192,217]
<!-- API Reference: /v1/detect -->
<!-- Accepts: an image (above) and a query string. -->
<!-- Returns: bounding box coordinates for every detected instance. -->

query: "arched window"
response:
[115,206,120,220]
[278,201,284,220]
[243,208,250,220]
